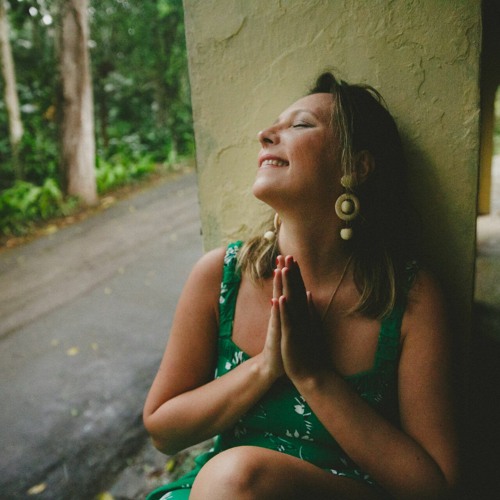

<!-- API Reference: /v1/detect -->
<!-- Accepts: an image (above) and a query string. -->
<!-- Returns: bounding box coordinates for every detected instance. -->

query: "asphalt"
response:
[1,162,500,499]
[0,171,203,499]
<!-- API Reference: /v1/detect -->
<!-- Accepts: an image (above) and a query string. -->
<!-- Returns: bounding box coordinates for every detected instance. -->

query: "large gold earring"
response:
[263,213,280,242]
[335,175,360,240]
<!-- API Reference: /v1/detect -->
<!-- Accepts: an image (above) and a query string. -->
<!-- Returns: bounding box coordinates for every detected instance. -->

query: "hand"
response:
[278,256,327,382]
[258,263,286,382]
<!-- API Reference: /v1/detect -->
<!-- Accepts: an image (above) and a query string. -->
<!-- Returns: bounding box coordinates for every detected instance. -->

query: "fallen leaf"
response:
[42,225,58,235]
[165,458,176,472]
[66,347,79,356]
[27,483,47,495]
[95,493,114,500]
[91,342,99,351]
[101,196,116,208]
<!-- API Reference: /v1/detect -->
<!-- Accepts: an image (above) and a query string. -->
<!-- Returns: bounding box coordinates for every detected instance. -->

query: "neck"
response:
[277,213,352,290]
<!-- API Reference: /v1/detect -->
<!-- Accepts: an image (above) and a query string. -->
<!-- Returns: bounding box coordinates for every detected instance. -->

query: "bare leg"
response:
[190,446,387,500]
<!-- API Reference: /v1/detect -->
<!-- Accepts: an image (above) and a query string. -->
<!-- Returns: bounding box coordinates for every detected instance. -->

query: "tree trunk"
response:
[0,0,24,180]
[59,0,97,205]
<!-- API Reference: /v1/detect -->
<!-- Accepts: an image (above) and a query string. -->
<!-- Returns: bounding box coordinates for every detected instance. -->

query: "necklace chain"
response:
[320,255,353,321]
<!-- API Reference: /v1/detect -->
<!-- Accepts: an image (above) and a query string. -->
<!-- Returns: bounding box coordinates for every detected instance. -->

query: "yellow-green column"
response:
[183,0,481,346]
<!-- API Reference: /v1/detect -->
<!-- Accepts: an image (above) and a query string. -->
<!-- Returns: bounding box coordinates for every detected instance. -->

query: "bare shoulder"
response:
[181,246,227,305]
[401,267,448,340]
[190,246,227,283]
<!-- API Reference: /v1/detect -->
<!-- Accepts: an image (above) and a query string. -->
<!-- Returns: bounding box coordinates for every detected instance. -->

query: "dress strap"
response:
[374,260,420,368]
[218,241,243,339]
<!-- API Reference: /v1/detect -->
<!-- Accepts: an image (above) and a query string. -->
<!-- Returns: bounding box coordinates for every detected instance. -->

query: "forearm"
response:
[293,370,455,499]
[145,354,276,455]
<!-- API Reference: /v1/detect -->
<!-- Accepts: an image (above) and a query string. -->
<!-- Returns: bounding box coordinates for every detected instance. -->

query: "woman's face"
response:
[252,93,341,211]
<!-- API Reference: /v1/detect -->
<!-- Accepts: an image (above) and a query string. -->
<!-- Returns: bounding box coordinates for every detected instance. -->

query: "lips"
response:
[258,155,289,168]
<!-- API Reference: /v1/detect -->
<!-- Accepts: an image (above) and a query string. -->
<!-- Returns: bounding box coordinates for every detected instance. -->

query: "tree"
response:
[90,0,193,161]
[0,0,24,179]
[59,0,97,205]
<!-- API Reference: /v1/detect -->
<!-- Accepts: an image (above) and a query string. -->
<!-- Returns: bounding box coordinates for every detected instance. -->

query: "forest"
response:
[0,0,193,238]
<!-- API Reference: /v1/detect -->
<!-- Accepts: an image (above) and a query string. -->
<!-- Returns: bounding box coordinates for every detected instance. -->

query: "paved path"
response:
[0,172,203,499]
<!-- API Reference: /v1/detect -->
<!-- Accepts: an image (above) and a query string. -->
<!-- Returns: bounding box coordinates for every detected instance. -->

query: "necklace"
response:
[321,254,353,321]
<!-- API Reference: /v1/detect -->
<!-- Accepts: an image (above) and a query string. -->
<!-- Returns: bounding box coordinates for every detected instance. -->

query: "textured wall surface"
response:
[183,0,481,333]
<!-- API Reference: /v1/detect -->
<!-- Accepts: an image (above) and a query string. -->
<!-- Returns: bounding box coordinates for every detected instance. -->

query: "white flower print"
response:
[234,424,248,438]
[286,429,314,441]
[230,350,244,367]
[293,396,311,417]
[219,283,228,304]
[224,246,239,265]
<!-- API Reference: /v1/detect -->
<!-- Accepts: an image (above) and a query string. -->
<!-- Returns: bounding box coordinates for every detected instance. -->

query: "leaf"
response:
[27,483,47,495]
[66,347,79,356]
[95,493,114,500]
[165,458,176,472]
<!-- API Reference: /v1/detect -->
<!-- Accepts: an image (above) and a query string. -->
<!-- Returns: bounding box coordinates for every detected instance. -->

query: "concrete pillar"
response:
[183,0,481,343]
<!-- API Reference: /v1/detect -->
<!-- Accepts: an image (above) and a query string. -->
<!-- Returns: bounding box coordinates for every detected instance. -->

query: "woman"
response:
[143,72,459,499]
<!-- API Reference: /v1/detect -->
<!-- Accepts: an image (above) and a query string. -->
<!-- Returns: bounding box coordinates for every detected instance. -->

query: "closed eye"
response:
[292,122,312,128]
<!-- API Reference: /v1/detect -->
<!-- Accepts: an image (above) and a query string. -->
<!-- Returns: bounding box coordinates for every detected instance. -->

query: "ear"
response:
[353,150,375,184]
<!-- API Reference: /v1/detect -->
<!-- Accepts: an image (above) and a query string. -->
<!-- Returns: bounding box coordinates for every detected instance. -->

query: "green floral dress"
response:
[147,242,413,500]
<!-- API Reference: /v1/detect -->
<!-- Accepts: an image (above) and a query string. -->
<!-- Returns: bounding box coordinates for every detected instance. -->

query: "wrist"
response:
[290,366,332,394]
[251,353,282,387]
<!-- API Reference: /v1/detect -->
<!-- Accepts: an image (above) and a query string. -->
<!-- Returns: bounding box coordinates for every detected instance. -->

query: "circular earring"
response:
[335,174,360,240]
[263,213,280,242]
[335,193,360,222]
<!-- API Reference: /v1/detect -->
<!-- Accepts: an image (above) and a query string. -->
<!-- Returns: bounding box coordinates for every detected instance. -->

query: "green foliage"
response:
[95,154,157,194]
[0,0,194,237]
[0,177,77,236]
[90,0,194,159]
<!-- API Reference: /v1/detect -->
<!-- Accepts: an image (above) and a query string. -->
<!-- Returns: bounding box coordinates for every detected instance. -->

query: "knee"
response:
[191,446,269,499]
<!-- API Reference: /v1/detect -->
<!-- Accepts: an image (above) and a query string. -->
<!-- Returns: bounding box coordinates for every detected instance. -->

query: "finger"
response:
[306,291,321,331]
[267,298,282,351]
[306,290,313,310]
[282,261,306,304]
[278,295,291,336]
[273,268,283,300]
[276,254,284,270]
[272,297,281,329]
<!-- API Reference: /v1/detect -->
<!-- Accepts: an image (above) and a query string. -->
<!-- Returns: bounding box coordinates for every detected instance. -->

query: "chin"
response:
[252,177,273,203]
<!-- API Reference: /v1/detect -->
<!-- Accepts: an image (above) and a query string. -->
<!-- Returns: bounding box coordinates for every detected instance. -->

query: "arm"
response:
[278,260,460,498]
[143,248,283,455]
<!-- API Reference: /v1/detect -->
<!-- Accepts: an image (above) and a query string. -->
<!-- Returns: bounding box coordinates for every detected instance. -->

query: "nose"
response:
[258,126,278,146]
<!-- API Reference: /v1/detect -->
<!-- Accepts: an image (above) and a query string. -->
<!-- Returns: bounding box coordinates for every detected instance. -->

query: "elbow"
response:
[143,411,182,456]
[149,435,182,456]
[424,466,461,500]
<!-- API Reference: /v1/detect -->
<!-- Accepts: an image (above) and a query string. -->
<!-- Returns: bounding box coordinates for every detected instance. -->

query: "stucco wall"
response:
[183,0,481,336]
